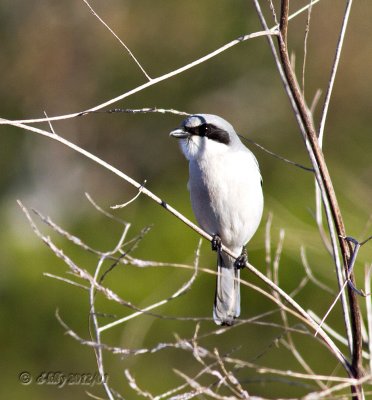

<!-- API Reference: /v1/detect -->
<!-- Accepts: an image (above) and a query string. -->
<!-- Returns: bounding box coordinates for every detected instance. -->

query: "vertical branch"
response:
[301,1,313,95]
[265,213,273,280]
[365,264,372,374]
[252,0,355,375]
[276,0,363,390]
[90,256,115,400]
[272,231,327,390]
[318,0,354,145]
[277,1,349,259]
[315,0,353,255]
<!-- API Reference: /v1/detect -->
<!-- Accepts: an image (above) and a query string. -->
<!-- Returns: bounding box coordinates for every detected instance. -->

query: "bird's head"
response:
[170,114,240,160]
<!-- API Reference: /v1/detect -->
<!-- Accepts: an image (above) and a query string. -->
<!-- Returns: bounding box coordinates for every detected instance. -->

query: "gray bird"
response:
[170,114,263,325]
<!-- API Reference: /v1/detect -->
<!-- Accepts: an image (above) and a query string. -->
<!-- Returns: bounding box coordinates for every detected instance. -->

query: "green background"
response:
[1,1,371,398]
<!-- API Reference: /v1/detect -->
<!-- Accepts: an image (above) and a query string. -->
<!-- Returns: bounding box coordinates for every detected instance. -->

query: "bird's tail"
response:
[213,251,240,325]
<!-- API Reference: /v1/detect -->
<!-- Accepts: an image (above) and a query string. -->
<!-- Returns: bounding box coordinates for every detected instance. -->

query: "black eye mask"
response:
[185,122,230,145]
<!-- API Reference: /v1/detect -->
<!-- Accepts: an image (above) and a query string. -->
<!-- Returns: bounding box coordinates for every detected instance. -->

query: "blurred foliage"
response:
[0,1,371,399]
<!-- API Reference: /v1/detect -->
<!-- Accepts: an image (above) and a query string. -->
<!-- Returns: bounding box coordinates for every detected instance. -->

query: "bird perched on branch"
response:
[170,114,263,325]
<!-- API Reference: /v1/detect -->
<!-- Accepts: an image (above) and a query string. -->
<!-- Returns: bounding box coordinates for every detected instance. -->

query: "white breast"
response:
[188,142,263,253]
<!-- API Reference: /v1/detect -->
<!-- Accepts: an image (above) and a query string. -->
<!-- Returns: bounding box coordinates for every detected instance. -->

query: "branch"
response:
[253,0,355,368]
[4,118,214,246]
[89,257,115,400]
[318,0,354,145]
[0,30,276,125]
[277,0,351,260]
[82,0,152,80]
[276,0,363,393]
[0,2,318,126]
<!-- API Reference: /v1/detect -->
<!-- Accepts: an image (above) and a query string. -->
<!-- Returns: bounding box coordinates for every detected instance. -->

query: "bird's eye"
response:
[199,123,210,136]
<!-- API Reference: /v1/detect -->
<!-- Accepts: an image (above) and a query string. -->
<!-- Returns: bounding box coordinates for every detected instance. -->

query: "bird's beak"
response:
[169,128,189,139]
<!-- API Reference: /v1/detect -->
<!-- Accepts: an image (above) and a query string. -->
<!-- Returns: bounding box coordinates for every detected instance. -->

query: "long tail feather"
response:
[213,252,240,325]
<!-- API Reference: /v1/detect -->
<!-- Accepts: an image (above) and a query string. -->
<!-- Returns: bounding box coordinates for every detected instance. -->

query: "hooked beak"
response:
[169,128,189,139]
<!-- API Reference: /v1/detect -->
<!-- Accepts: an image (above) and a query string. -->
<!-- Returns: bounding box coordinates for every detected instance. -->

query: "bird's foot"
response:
[211,234,222,252]
[235,248,248,269]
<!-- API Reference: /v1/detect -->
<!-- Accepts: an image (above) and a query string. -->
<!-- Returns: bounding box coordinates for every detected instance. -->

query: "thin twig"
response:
[110,180,147,209]
[82,0,151,80]
[43,273,90,291]
[365,264,372,373]
[214,348,249,399]
[302,1,314,96]
[124,370,155,399]
[98,225,150,285]
[308,310,370,361]
[265,212,273,280]
[310,89,322,115]
[98,240,201,332]
[300,246,334,295]
[272,231,327,390]
[241,136,314,172]
[85,192,128,224]
[318,0,354,146]
[302,374,372,400]
[83,107,190,117]
[89,256,115,400]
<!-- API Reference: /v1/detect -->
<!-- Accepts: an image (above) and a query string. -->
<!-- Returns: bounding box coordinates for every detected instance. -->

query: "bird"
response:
[170,114,263,326]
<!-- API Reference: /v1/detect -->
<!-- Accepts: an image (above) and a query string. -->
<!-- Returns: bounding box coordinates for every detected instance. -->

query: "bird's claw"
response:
[235,248,248,269]
[211,234,222,252]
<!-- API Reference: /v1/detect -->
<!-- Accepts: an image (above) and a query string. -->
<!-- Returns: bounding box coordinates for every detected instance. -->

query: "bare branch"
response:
[241,136,314,172]
[365,264,372,373]
[0,31,276,125]
[264,0,362,383]
[110,180,147,210]
[265,212,273,279]
[302,374,372,400]
[43,272,90,291]
[82,0,151,80]
[300,246,334,295]
[302,1,314,96]
[6,119,215,251]
[271,230,327,390]
[98,240,201,332]
[214,348,249,399]
[124,370,155,399]
[318,0,354,146]
[309,310,370,361]
[82,107,190,117]
[21,193,352,376]
[0,3,318,127]
[89,257,115,400]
